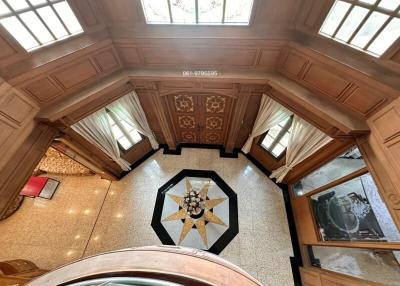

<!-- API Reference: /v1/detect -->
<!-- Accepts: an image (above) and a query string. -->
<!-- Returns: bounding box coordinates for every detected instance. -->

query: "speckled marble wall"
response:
[34,148,93,176]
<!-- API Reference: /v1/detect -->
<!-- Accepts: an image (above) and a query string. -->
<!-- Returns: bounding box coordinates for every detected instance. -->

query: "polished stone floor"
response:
[0,148,294,286]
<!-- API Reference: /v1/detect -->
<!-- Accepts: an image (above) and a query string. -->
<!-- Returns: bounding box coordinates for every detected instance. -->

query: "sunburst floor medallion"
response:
[151,170,238,254]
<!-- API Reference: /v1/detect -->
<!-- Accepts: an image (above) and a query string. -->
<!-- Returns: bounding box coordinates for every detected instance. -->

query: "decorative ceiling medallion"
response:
[151,170,239,254]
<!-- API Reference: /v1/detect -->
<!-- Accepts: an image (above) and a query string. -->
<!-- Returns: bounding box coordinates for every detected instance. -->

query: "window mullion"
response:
[303,167,368,198]
[45,0,72,35]
[2,0,42,45]
[346,8,374,43]
[222,0,226,23]
[268,116,293,153]
[167,0,173,23]
[109,111,135,146]
[364,5,400,50]
[332,4,355,38]
[195,0,198,23]
[25,1,57,41]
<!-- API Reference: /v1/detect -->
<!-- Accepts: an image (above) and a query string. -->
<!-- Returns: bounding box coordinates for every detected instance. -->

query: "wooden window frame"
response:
[259,115,293,160]
[106,109,143,154]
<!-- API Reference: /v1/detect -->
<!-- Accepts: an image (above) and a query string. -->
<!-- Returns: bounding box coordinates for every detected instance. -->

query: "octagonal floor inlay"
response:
[152,169,238,254]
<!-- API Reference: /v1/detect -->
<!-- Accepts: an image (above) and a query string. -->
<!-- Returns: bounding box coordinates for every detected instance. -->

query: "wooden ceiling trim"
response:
[17,44,123,106]
[266,72,369,136]
[3,36,111,83]
[112,38,287,71]
[291,33,400,95]
[278,43,399,118]
[37,68,368,139]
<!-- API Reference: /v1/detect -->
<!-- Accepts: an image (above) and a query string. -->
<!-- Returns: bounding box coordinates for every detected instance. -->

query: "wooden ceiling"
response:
[0,0,399,152]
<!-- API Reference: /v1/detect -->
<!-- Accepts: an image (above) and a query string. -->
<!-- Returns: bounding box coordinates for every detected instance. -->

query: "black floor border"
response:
[117,145,302,285]
[242,152,303,286]
[159,143,240,158]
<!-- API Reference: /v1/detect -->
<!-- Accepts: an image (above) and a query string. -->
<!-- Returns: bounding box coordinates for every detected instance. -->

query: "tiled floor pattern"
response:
[0,149,294,285]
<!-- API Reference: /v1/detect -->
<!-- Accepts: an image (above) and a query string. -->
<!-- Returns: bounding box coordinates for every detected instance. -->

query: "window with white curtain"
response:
[319,0,400,57]
[106,109,142,152]
[260,116,293,158]
[0,0,83,51]
[141,0,254,25]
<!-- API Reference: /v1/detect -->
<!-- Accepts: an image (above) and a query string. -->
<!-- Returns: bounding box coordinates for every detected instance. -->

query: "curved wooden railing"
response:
[27,246,262,286]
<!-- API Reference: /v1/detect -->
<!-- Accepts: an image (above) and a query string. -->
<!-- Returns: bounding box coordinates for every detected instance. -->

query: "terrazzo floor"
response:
[0,148,294,286]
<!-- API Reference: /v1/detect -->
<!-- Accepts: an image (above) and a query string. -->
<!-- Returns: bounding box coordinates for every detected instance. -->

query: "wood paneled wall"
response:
[361,97,400,229]
[12,43,122,106]
[0,123,58,218]
[114,38,286,71]
[0,78,39,170]
[300,267,380,286]
[278,44,399,118]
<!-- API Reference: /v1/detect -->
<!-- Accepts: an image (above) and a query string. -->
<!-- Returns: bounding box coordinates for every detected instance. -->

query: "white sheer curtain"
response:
[242,94,292,153]
[72,109,131,171]
[270,115,332,183]
[108,91,159,149]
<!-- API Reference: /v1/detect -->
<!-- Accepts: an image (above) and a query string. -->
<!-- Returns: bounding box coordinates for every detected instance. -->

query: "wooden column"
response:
[148,89,177,150]
[224,84,252,154]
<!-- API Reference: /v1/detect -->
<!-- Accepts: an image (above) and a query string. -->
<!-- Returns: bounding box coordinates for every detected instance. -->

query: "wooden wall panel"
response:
[343,87,386,115]
[364,98,400,229]
[0,123,58,217]
[280,51,308,77]
[391,49,400,64]
[23,78,63,102]
[0,92,35,124]
[278,45,396,118]
[0,80,39,171]
[0,35,17,60]
[302,64,351,99]
[140,47,258,67]
[51,59,99,90]
[235,93,262,148]
[257,49,282,67]
[18,45,122,105]
[300,268,380,286]
[136,90,166,144]
[292,196,319,245]
[0,120,14,149]
[71,0,100,28]
[371,107,400,142]
[92,48,121,73]
[113,39,287,69]
[115,46,142,65]
[300,267,321,286]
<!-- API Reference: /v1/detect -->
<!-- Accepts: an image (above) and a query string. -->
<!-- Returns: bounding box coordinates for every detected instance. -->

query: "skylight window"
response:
[141,0,254,25]
[0,0,83,51]
[319,0,400,57]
